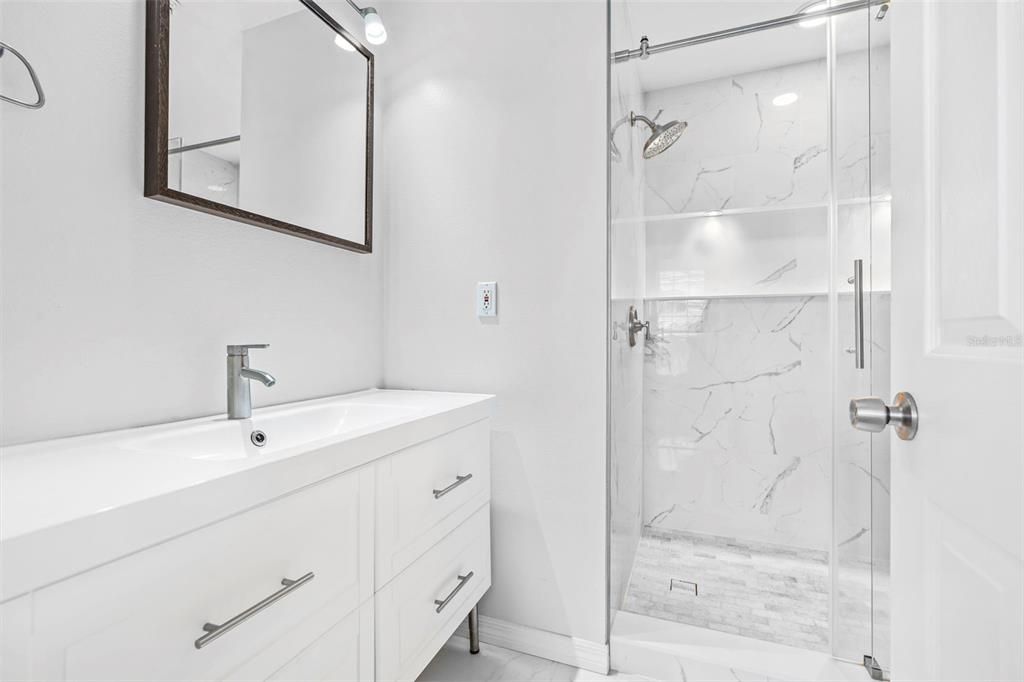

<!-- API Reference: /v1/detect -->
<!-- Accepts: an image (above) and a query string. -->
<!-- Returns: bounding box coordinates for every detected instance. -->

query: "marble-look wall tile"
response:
[835,47,892,201]
[641,48,891,216]
[646,208,829,299]
[642,296,832,551]
[643,60,829,215]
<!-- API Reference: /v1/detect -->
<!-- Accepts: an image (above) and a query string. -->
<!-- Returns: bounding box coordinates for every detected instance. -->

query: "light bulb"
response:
[334,33,356,52]
[772,92,799,107]
[798,1,829,28]
[362,8,387,45]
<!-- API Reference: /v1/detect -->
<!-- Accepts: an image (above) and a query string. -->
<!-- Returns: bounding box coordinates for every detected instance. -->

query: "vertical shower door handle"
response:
[849,259,865,369]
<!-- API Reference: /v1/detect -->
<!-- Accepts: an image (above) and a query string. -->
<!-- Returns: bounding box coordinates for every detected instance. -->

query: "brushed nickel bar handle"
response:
[433,474,473,499]
[849,259,865,369]
[194,572,315,650]
[434,571,474,613]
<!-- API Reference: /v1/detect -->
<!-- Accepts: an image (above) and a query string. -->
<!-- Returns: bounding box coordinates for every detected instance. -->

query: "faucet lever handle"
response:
[227,344,270,356]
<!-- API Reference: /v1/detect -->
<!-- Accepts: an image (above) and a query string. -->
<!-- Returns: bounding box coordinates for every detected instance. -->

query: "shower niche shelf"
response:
[643,289,891,302]
[611,195,891,226]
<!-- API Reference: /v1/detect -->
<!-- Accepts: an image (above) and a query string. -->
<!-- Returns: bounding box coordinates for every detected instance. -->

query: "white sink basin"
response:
[125,402,419,461]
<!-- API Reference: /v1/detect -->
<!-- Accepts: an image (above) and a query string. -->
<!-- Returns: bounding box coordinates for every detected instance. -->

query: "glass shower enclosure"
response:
[608,0,891,675]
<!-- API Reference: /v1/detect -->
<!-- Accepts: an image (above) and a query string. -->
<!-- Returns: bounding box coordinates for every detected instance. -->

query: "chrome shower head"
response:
[643,119,687,158]
[631,112,687,159]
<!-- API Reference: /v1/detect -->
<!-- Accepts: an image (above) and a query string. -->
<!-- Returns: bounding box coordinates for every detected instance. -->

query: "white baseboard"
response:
[455,615,609,674]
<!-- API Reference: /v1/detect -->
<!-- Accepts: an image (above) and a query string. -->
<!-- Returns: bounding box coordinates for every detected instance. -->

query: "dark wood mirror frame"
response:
[144,0,374,253]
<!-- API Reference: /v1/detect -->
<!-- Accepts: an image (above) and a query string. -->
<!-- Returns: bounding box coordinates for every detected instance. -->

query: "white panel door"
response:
[890,1,1023,680]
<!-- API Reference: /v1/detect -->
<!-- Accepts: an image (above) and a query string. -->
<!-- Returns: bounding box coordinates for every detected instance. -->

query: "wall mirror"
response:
[145,0,373,252]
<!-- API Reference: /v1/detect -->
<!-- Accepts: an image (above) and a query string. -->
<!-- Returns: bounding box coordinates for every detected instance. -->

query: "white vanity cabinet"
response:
[28,467,375,682]
[0,391,492,682]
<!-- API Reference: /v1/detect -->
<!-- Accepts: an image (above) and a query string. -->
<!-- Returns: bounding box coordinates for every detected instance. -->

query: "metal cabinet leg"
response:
[468,605,480,654]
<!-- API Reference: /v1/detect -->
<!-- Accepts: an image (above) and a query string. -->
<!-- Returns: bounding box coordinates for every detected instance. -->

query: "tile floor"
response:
[621,527,890,663]
[417,638,651,682]
[611,610,874,682]
[621,528,832,651]
[419,630,872,682]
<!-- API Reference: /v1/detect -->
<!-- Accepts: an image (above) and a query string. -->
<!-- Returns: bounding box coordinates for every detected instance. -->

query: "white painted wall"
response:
[378,1,608,645]
[0,1,387,446]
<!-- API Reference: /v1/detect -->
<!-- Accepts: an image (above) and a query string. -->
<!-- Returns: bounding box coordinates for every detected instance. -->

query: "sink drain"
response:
[251,430,267,447]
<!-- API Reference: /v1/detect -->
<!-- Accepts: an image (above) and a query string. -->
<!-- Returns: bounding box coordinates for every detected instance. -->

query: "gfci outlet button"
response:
[476,282,497,317]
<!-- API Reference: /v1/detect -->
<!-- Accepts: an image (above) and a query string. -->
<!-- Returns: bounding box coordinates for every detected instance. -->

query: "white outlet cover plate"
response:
[477,282,496,317]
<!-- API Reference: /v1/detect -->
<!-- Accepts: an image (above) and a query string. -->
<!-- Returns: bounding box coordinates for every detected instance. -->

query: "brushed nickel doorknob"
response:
[850,392,918,441]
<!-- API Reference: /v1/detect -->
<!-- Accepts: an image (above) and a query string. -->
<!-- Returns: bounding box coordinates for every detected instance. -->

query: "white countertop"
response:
[0,389,493,602]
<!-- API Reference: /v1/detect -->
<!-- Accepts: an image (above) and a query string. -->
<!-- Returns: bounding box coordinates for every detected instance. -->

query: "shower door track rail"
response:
[612,0,888,62]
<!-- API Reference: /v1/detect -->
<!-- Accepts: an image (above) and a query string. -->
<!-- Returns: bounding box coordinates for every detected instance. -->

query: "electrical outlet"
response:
[476,282,497,317]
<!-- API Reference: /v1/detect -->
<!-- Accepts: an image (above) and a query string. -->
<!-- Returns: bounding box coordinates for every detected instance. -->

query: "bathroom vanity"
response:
[0,390,493,682]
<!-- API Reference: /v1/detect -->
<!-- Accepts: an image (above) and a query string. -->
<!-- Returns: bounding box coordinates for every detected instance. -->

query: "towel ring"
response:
[0,40,46,109]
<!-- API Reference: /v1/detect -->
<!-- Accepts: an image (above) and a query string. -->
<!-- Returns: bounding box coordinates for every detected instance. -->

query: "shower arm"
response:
[609,112,653,160]
[610,111,657,141]
[630,113,657,131]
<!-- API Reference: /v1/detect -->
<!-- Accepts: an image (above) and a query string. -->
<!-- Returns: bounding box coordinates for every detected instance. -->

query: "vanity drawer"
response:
[375,419,490,586]
[28,467,374,682]
[375,504,491,682]
[264,600,373,682]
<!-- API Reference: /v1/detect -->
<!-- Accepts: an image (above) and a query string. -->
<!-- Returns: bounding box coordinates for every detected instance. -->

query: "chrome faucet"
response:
[227,344,276,419]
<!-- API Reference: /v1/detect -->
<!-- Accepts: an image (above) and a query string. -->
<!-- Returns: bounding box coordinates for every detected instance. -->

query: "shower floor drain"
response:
[669,578,699,596]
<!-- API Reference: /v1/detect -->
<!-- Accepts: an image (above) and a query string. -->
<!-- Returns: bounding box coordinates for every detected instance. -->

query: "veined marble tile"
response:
[645,207,829,299]
[642,295,832,551]
[643,59,829,214]
[640,48,891,216]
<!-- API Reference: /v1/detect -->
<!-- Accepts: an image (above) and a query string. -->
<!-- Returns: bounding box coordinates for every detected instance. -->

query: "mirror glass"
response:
[167,0,369,245]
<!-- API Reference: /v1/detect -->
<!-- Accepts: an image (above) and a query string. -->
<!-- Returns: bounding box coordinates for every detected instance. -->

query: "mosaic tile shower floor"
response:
[622,528,874,653]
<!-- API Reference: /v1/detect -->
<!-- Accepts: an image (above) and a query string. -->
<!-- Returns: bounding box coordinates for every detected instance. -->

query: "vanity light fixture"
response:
[772,92,799,107]
[343,0,388,45]
[334,33,357,51]
[796,0,830,28]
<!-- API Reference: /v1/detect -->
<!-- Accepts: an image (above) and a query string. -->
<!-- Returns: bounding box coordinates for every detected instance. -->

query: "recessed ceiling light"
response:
[773,92,799,107]
[334,34,357,52]
[797,0,830,28]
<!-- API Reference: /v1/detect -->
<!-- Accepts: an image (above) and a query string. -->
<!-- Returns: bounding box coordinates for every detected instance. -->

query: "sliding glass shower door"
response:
[607,0,893,671]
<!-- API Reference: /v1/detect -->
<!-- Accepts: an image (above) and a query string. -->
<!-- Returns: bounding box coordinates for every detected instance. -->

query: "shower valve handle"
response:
[627,305,649,347]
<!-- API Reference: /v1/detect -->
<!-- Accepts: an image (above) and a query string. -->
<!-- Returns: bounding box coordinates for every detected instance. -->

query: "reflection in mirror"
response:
[158,0,371,249]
